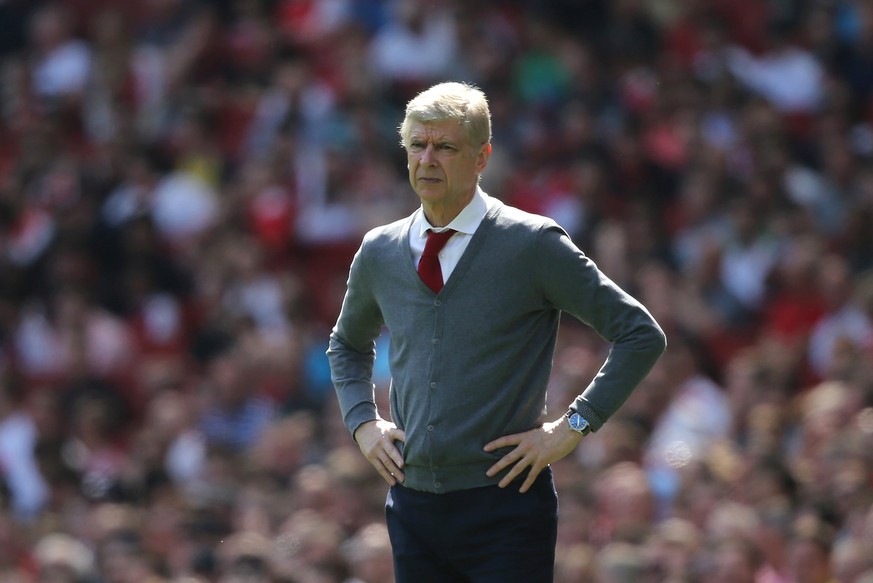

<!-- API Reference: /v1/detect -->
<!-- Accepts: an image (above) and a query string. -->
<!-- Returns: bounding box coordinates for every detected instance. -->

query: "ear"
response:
[476,143,492,173]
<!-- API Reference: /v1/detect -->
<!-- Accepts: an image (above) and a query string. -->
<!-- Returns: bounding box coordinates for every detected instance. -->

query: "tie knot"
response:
[422,229,455,257]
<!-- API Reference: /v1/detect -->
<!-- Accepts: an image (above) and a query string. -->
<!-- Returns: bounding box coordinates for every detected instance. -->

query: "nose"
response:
[420,143,436,166]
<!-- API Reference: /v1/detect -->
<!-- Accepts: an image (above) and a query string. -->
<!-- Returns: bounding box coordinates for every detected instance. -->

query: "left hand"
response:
[483,417,583,493]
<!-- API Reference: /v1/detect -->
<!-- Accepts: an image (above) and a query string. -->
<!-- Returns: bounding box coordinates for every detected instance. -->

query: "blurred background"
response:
[1,0,873,581]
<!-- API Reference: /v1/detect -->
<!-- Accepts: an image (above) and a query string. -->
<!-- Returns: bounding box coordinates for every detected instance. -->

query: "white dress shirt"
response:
[409,187,495,284]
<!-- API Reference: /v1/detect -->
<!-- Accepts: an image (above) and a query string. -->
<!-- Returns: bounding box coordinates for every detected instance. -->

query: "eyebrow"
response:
[409,135,457,145]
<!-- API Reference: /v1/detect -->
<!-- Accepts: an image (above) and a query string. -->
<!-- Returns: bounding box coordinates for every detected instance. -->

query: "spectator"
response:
[725,21,824,115]
[707,535,762,583]
[196,333,276,453]
[594,541,645,583]
[27,3,92,107]
[0,372,48,519]
[831,535,873,583]
[593,461,655,544]
[33,533,96,583]
[786,513,839,583]
[644,336,732,516]
[368,0,459,96]
[807,256,873,380]
[2,1,873,580]
[340,522,394,583]
[643,517,701,582]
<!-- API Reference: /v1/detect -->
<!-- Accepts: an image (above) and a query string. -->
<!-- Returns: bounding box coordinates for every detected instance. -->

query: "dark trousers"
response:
[385,468,558,583]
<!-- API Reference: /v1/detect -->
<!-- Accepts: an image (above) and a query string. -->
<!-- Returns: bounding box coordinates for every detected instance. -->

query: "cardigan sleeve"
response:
[535,223,667,431]
[327,239,386,437]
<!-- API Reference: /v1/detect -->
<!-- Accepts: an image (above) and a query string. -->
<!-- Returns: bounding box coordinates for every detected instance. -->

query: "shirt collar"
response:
[416,187,490,239]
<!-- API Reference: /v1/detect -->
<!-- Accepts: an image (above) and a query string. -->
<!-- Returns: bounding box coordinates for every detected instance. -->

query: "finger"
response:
[372,449,406,484]
[390,469,405,483]
[498,457,532,488]
[387,448,404,469]
[377,466,397,486]
[485,449,522,477]
[369,456,398,486]
[382,442,405,468]
[389,428,406,443]
[483,433,521,452]
[518,464,543,493]
[381,454,405,482]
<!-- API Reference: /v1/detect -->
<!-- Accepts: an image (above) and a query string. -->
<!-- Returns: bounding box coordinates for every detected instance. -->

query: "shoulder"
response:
[360,214,412,253]
[489,200,564,236]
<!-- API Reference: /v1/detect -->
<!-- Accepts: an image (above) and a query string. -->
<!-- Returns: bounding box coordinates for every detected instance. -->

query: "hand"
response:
[354,418,407,486]
[483,417,583,493]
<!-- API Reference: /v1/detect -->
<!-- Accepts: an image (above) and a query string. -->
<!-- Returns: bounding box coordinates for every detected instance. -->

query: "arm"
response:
[326,240,406,484]
[485,223,666,491]
[327,242,384,435]
[536,223,667,428]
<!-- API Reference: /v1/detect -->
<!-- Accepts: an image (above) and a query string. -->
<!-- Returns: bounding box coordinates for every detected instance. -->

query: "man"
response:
[327,82,666,582]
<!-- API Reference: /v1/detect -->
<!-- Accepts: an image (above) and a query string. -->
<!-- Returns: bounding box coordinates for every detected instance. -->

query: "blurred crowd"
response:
[1,0,873,581]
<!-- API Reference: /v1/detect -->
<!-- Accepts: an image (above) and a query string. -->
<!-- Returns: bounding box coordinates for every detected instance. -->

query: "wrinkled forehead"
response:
[406,119,467,143]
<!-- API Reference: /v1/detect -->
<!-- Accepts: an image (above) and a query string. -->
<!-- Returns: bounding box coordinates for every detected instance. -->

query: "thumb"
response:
[390,428,406,443]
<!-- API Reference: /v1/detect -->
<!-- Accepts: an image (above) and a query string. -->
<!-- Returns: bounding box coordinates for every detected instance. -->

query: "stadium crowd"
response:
[1,0,873,581]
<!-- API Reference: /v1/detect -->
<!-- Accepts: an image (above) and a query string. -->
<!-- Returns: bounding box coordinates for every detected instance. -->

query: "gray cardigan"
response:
[327,200,666,493]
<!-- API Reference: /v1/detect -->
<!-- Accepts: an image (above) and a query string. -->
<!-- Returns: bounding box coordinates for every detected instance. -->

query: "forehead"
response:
[407,119,467,142]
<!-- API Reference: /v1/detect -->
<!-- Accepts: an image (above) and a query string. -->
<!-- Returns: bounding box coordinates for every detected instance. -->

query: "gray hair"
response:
[399,82,492,149]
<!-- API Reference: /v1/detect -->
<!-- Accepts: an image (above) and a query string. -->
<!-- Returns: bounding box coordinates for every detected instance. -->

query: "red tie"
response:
[418,229,455,293]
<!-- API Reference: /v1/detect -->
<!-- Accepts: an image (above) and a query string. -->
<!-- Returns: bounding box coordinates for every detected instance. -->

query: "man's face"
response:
[405,119,490,211]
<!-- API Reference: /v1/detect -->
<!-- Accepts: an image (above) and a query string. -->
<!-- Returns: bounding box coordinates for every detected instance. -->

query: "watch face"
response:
[569,412,589,432]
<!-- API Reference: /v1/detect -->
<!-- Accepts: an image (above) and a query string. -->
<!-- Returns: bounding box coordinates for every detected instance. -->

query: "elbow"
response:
[647,318,668,356]
[655,323,668,354]
[632,315,667,357]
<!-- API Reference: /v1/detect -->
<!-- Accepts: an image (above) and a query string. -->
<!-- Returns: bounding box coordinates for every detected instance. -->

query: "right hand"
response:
[354,418,407,486]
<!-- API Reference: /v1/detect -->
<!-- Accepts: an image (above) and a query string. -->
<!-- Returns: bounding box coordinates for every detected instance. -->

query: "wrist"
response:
[564,409,591,436]
[353,418,379,443]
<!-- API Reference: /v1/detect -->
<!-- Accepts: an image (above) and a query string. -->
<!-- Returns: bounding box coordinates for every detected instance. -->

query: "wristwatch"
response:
[565,409,591,436]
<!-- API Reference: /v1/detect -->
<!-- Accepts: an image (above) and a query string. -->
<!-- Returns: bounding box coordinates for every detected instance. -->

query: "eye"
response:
[438,143,456,152]
[409,141,424,153]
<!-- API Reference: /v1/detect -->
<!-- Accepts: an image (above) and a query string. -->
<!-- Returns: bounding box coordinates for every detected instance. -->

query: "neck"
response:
[423,191,475,228]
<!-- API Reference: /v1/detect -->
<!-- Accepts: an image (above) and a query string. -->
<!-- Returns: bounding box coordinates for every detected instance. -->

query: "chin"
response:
[416,188,445,201]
